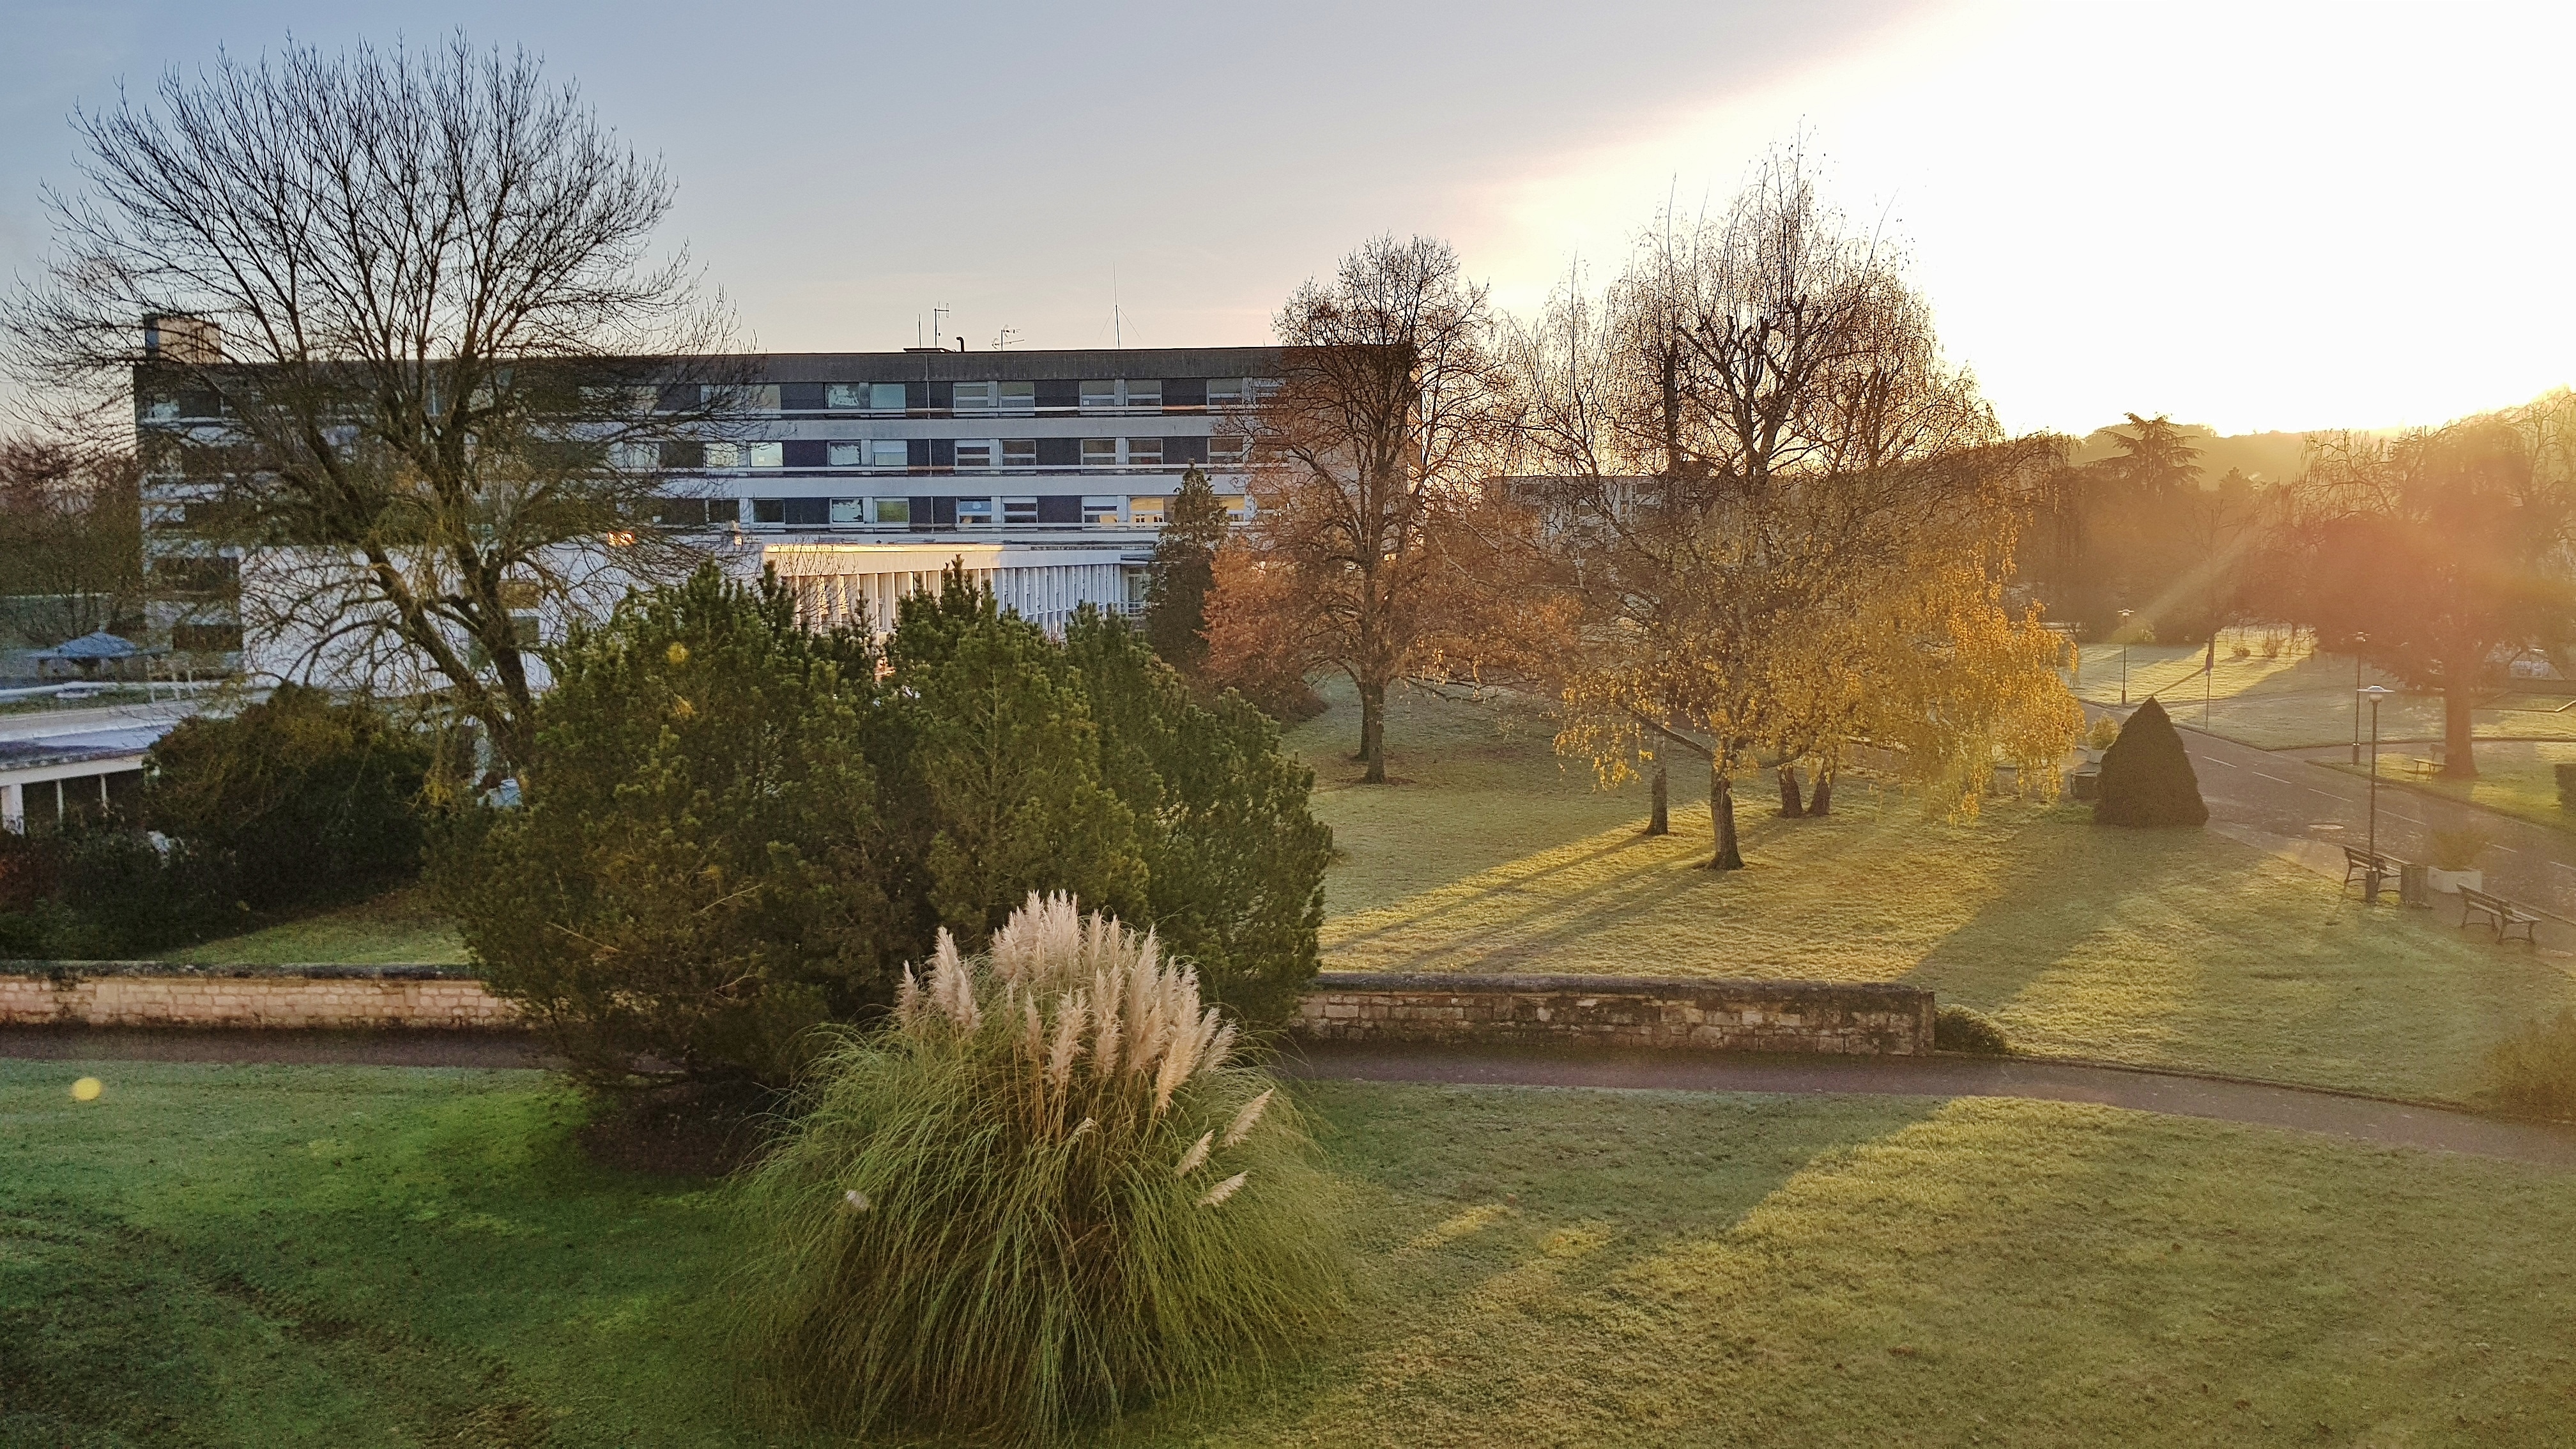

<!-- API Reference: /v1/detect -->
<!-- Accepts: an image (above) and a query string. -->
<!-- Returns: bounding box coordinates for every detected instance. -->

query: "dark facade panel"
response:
[656,383,702,411]
[1163,378,1208,410]
[1035,436,1081,467]
[1165,435,1211,465]
[930,496,958,526]
[1035,378,1080,411]
[781,440,828,468]
[779,383,828,411]
[783,497,829,526]
[930,438,956,468]
[1036,494,1082,524]
[907,439,931,469]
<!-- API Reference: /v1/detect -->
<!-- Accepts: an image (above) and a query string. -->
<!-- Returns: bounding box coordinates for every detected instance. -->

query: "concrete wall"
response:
[1295,973,1936,1055]
[0,963,516,1031]
[3,966,1935,1056]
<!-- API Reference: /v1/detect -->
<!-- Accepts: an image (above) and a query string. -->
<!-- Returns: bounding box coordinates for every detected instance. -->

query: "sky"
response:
[1,0,2566,438]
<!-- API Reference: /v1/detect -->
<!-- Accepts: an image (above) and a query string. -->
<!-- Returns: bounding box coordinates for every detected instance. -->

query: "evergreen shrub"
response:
[2093,698,2207,827]
[146,684,433,912]
[737,893,1342,1443]
[1935,1004,2010,1055]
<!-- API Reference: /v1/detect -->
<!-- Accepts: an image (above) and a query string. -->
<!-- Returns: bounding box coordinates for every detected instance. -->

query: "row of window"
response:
[659,378,1266,416]
[649,493,1239,529]
[654,436,1239,471]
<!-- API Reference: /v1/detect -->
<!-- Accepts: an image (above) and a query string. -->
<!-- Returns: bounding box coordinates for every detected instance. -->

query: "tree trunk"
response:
[1646,765,1669,836]
[2441,682,2478,780]
[1708,765,1744,871]
[1358,678,1387,784]
[1807,767,1834,817]
[1775,763,1805,818]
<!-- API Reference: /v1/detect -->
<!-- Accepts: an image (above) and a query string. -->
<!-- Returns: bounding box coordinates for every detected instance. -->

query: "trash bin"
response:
[2398,862,2431,908]
[2071,767,2099,802]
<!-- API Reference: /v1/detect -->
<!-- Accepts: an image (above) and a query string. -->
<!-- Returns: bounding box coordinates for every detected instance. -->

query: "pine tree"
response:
[1144,465,1227,675]
[443,564,893,1085]
[2094,698,2208,827]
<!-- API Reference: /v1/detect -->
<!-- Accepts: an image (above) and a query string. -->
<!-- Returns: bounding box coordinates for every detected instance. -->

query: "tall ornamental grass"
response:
[736,893,1343,1441]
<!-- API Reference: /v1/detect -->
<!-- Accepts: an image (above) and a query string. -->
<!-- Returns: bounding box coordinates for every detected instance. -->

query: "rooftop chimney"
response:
[142,314,224,365]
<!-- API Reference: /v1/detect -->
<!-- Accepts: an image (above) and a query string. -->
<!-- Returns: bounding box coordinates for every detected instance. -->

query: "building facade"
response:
[135,342,1279,673]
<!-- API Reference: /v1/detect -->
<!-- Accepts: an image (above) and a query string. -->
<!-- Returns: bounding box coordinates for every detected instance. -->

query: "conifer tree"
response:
[2094,698,2208,827]
[1145,465,1228,675]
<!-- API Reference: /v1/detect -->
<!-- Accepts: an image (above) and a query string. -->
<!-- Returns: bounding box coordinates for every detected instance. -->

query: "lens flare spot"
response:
[70,1077,103,1102]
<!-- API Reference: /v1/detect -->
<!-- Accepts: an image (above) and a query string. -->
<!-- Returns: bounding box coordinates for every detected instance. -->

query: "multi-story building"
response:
[135,342,1279,676]
[656,345,1273,638]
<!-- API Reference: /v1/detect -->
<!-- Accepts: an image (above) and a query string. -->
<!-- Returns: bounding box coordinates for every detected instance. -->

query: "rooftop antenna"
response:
[992,326,1020,351]
[932,303,951,350]
[1112,271,1121,349]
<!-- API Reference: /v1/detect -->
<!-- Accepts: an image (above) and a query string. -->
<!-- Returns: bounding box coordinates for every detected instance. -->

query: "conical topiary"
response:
[2094,698,2207,827]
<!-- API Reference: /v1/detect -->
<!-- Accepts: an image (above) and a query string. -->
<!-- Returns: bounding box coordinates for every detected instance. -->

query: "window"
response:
[1210,434,1248,465]
[826,383,866,409]
[747,442,784,468]
[956,441,995,470]
[652,496,711,527]
[1080,379,1119,410]
[829,441,866,467]
[871,496,910,525]
[705,441,743,468]
[1003,496,1039,525]
[999,381,1036,413]
[952,381,995,410]
[954,497,995,525]
[1082,496,1124,524]
[1123,379,1162,410]
[751,498,785,525]
[1004,438,1038,468]
[1124,437,1163,468]
[1128,495,1167,523]
[1082,438,1118,466]
[1206,378,1245,407]
[829,498,866,525]
[869,440,909,468]
[870,382,907,411]
[1222,494,1251,521]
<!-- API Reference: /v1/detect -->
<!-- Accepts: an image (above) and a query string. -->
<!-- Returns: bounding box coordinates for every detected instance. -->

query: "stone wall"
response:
[1295,972,1935,1055]
[3,965,1933,1055]
[0,963,517,1031]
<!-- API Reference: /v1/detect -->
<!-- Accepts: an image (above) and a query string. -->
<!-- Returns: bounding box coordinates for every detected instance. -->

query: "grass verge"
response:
[6,1059,2573,1446]
[1287,682,2576,1103]
[149,886,467,966]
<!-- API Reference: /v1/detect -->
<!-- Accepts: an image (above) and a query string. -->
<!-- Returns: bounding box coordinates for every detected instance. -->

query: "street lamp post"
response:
[2350,633,2370,765]
[2119,610,2135,706]
[2360,684,2393,901]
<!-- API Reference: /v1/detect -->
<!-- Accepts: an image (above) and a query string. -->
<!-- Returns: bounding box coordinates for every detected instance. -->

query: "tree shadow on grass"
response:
[1904,815,2214,1012]
[1114,1083,1951,1446]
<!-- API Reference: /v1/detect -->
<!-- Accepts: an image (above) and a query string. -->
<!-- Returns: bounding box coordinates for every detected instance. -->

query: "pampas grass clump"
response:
[737,893,1342,1442]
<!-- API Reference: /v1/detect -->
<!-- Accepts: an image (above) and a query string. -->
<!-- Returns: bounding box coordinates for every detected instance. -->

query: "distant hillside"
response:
[2064,424,2318,486]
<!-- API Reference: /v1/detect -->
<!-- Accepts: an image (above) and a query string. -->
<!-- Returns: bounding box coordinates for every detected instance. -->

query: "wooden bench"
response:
[2341,845,2407,892]
[2400,758,2443,780]
[2459,886,2541,946]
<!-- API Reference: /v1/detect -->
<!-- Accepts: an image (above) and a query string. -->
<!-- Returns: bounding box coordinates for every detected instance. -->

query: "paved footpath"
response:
[10,1028,2573,1169]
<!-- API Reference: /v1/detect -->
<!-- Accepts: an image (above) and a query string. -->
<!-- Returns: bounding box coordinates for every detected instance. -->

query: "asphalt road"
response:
[2112,710,2576,926]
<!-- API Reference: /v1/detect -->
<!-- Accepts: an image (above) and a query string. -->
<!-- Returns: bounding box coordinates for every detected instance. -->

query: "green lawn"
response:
[2067,637,2576,750]
[1287,682,2576,1103]
[8,1059,2573,1447]
[2330,739,2576,838]
[151,887,468,967]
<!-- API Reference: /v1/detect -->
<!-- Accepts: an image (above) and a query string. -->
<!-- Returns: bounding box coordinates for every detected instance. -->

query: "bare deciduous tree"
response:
[6,34,738,772]
[0,435,145,646]
[1213,234,1513,783]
